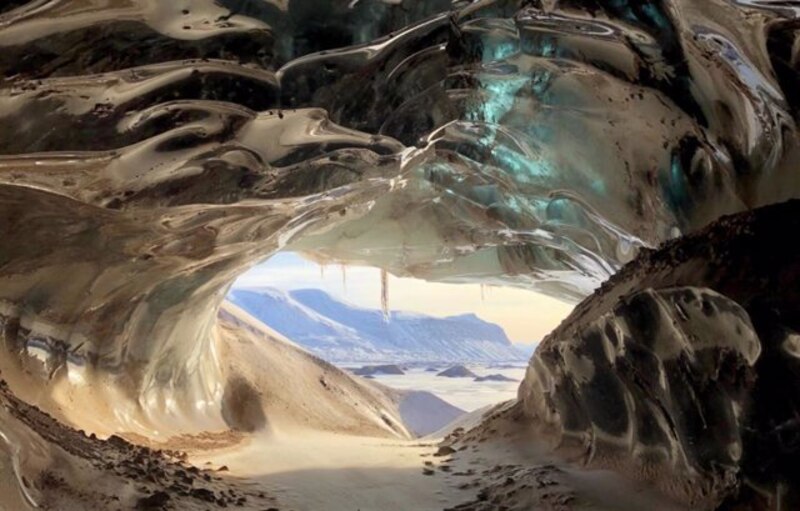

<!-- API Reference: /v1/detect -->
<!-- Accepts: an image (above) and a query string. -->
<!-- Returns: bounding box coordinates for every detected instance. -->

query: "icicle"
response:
[380,268,389,321]
[319,262,325,279]
[341,264,347,293]
[480,284,486,302]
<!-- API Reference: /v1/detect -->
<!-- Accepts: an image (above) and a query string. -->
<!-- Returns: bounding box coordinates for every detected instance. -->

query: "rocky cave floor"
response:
[0,378,277,511]
[1,376,688,511]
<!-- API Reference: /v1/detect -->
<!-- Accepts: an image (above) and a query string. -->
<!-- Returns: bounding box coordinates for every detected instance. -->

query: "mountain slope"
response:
[227,287,525,363]
[218,301,468,439]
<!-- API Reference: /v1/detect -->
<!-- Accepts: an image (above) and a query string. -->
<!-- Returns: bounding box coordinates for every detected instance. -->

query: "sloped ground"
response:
[435,402,687,511]
[0,379,278,510]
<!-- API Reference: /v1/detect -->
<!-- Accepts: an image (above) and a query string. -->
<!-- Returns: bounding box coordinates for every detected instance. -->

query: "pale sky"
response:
[232,252,574,345]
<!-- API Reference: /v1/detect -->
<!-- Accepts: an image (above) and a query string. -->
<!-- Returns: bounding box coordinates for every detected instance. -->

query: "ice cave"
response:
[0,0,798,509]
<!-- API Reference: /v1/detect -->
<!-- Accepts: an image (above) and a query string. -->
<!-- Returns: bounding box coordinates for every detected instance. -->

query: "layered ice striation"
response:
[0,0,797,507]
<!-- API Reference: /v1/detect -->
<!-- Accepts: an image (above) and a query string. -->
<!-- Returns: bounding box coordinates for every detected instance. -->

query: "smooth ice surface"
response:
[517,201,800,509]
[0,0,797,402]
[0,1,798,508]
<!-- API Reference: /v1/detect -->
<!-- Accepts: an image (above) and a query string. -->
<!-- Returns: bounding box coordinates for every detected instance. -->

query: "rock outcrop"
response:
[520,201,800,510]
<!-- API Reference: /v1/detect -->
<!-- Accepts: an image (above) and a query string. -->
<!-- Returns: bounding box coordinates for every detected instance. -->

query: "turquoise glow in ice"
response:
[522,35,558,58]
[491,144,551,182]
[590,179,607,194]
[641,4,669,29]
[482,40,519,63]
[659,153,690,221]
[470,75,529,124]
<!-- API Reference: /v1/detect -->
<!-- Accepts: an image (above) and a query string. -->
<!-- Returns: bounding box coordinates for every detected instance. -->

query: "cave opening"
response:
[225,249,573,430]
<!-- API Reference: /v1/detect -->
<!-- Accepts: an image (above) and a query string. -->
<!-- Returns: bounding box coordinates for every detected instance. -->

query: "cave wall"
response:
[520,200,800,509]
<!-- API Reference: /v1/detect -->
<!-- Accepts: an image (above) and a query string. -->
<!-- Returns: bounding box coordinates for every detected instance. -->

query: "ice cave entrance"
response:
[226,251,573,430]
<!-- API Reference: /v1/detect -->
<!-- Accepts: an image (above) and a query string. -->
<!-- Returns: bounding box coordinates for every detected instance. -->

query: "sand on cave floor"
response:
[0,367,691,511]
[183,404,689,511]
[189,430,461,511]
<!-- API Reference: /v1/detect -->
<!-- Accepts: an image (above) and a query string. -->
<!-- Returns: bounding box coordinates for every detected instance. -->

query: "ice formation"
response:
[0,0,797,509]
[520,201,800,509]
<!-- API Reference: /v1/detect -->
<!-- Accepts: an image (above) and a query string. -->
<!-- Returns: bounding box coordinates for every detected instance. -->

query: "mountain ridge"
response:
[227,287,526,363]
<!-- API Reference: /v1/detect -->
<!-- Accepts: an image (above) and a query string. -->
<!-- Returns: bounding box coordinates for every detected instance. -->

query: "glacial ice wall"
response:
[524,286,760,507]
[0,0,797,433]
[520,200,800,508]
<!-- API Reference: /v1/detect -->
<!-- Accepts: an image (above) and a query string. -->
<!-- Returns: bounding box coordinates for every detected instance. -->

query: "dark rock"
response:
[474,374,517,382]
[221,376,267,433]
[351,364,405,376]
[189,487,216,502]
[434,445,457,457]
[436,365,477,378]
[136,491,170,510]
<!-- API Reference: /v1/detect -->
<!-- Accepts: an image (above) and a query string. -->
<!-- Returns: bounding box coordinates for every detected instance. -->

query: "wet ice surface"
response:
[0,0,799,509]
[0,0,797,402]
[351,364,527,411]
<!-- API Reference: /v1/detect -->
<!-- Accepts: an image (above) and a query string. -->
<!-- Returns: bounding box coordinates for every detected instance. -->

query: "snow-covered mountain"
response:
[227,287,526,363]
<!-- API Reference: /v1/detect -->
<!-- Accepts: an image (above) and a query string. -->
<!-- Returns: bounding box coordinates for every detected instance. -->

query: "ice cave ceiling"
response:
[0,0,795,395]
[0,1,798,510]
[0,0,794,396]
